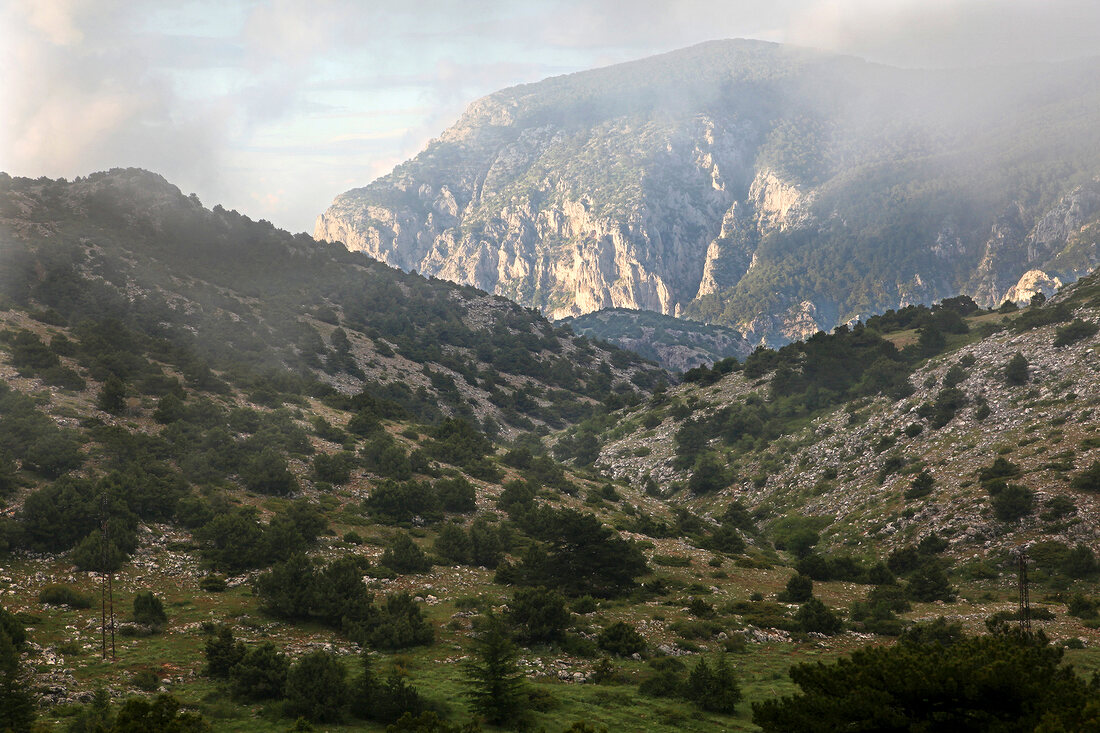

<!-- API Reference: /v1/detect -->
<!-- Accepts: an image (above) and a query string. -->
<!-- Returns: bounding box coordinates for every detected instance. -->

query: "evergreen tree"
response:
[202,625,245,679]
[381,532,432,574]
[1005,352,1030,385]
[0,627,35,733]
[784,574,814,603]
[795,598,843,635]
[686,654,742,714]
[97,374,127,414]
[229,642,288,701]
[132,591,168,629]
[506,586,572,644]
[463,612,527,726]
[285,650,348,723]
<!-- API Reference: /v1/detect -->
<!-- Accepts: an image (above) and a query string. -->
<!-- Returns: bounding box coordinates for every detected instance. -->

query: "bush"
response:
[132,591,168,629]
[361,592,434,651]
[990,483,1035,523]
[230,641,289,700]
[200,575,227,593]
[1053,319,1098,347]
[795,598,842,635]
[203,625,245,678]
[783,574,814,603]
[1070,461,1100,492]
[597,621,645,656]
[285,650,348,723]
[1004,352,1029,385]
[38,584,93,609]
[639,657,687,698]
[380,533,432,574]
[507,586,572,644]
[685,654,742,714]
[436,476,476,513]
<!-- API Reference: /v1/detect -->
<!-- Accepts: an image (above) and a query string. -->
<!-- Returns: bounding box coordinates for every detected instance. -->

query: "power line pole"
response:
[1017,548,1031,633]
[100,495,116,661]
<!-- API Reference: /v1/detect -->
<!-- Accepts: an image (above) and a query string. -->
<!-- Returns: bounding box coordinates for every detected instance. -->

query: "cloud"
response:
[2,0,1097,236]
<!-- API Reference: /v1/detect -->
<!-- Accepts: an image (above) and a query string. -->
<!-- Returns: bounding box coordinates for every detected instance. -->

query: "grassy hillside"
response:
[1,171,1100,731]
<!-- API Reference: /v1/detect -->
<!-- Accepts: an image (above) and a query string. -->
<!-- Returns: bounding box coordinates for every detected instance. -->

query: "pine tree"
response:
[0,627,35,733]
[1005,352,1030,386]
[97,374,127,414]
[463,612,527,725]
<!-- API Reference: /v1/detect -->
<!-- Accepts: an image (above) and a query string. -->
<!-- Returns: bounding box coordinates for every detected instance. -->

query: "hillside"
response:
[2,171,1100,731]
[563,309,752,372]
[590,271,1100,564]
[317,39,1100,346]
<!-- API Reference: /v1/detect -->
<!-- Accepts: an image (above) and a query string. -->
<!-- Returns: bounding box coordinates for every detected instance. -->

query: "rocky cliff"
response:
[317,40,1100,346]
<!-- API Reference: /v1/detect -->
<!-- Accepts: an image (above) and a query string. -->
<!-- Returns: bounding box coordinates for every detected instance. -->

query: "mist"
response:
[1,0,1097,234]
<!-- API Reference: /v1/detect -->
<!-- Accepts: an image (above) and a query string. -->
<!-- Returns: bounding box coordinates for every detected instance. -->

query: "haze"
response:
[2,0,1097,234]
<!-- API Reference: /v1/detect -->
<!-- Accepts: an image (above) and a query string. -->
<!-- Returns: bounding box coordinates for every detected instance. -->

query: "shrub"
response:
[597,621,645,656]
[1070,461,1100,493]
[1053,319,1098,348]
[229,642,289,700]
[285,650,348,723]
[507,586,572,644]
[436,476,477,513]
[1004,352,1029,385]
[685,654,742,714]
[639,657,686,698]
[132,591,168,629]
[795,598,842,635]
[380,533,432,574]
[783,574,814,603]
[38,584,93,609]
[990,483,1035,523]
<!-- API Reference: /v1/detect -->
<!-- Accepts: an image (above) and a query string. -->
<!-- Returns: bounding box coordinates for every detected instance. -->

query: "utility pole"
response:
[100,495,116,661]
[1017,548,1031,633]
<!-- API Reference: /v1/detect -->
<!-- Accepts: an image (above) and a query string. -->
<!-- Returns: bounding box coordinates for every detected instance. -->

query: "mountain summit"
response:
[316,40,1100,344]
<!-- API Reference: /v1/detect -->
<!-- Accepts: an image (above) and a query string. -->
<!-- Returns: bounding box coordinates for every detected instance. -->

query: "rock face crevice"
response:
[316,40,1100,346]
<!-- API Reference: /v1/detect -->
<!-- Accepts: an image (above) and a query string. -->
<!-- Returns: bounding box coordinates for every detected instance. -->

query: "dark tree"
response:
[753,631,1096,732]
[229,642,288,701]
[202,625,245,679]
[597,621,646,656]
[285,650,349,723]
[464,612,527,726]
[784,574,814,603]
[685,654,742,714]
[1004,352,1029,385]
[381,532,432,574]
[97,374,127,414]
[795,598,843,635]
[0,626,34,733]
[132,591,168,629]
[506,586,572,645]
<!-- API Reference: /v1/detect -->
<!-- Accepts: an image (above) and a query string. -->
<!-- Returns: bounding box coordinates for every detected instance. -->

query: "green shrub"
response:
[38,584,93,609]
[597,621,646,656]
[380,533,432,574]
[132,591,167,629]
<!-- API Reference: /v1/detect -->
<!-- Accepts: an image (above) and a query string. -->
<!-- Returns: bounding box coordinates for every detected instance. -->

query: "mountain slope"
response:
[563,308,752,371]
[592,270,1100,560]
[317,39,1100,345]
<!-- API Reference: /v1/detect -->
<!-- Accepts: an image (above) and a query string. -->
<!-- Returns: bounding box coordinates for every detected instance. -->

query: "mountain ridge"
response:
[317,40,1100,345]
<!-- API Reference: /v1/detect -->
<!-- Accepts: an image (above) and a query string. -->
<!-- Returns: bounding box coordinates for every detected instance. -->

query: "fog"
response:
[1,0,1097,234]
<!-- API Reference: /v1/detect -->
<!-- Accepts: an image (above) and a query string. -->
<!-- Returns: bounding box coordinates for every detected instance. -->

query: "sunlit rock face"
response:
[317,40,1100,346]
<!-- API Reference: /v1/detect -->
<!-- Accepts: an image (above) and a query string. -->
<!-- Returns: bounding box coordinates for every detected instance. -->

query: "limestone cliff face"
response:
[317,40,1100,346]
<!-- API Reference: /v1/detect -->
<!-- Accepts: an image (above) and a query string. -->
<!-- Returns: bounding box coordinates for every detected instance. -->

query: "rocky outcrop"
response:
[317,40,1100,346]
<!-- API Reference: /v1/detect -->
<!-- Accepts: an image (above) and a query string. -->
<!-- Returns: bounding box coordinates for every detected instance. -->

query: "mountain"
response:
[2,170,1100,729]
[563,308,751,371]
[316,39,1100,345]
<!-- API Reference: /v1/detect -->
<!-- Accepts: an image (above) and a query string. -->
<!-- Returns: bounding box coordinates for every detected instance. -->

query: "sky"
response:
[2,0,1098,235]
